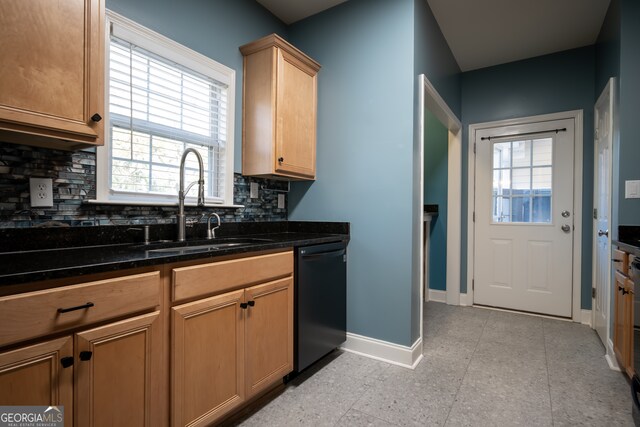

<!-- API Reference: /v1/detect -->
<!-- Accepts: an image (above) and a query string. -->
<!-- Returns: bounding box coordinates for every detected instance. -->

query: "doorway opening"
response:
[414,74,462,345]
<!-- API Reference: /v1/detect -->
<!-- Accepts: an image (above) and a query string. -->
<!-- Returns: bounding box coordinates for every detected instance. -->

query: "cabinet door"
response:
[614,271,629,370]
[172,290,245,427]
[275,48,317,179]
[0,337,73,426]
[245,277,293,398]
[0,0,104,146]
[624,279,635,377]
[75,311,162,427]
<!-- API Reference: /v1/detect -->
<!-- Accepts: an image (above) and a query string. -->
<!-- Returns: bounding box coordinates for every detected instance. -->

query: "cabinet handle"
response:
[240,302,248,309]
[612,259,623,262]
[619,285,624,292]
[60,357,74,368]
[278,157,284,164]
[91,113,102,122]
[623,289,630,296]
[57,302,94,314]
[248,300,255,307]
[79,351,93,361]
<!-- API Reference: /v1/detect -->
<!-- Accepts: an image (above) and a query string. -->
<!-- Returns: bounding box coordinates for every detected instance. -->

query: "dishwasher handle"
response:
[300,248,346,260]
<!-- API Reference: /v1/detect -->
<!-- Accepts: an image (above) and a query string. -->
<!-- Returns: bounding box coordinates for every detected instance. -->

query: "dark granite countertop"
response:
[0,221,349,287]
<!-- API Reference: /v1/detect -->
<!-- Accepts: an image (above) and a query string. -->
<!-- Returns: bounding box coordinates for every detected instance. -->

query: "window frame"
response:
[95,10,236,207]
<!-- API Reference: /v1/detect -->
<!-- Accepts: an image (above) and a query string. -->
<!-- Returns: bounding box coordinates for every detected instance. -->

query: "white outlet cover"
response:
[250,182,259,199]
[30,177,54,207]
[625,180,640,199]
[278,193,285,209]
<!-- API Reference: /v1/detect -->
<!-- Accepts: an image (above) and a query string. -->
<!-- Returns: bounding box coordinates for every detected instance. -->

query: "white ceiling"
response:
[257,0,611,72]
[255,0,349,25]
[426,0,611,71]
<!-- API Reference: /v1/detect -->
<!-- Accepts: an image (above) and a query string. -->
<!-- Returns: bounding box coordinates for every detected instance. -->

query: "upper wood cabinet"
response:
[241,34,320,180]
[0,0,105,150]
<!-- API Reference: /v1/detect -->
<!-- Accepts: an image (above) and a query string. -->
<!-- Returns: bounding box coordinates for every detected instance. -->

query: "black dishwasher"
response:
[294,241,347,373]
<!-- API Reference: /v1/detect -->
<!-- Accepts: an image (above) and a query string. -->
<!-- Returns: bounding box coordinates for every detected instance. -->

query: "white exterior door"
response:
[593,79,614,345]
[474,118,575,317]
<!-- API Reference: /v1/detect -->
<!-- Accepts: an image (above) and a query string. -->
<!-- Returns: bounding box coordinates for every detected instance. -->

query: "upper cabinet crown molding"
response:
[240,34,320,181]
[0,0,105,150]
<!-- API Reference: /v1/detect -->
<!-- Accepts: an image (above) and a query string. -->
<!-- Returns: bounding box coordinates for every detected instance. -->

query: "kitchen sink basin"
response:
[142,237,276,254]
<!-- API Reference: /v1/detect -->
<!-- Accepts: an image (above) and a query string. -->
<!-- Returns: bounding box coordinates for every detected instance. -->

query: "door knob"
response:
[561,224,571,233]
[561,210,571,218]
[598,229,609,237]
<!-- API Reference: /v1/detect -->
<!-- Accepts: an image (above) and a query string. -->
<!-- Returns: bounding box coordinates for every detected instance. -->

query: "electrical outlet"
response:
[250,182,259,199]
[30,178,54,207]
[278,193,285,209]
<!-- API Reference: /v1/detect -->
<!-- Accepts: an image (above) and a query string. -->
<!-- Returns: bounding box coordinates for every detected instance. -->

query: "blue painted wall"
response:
[595,0,621,243]
[618,0,640,226]
[287,0,417,346]
[105,0,287,173]
[460,46,596,310]
[414,0,461,118]
[424,109,448,291]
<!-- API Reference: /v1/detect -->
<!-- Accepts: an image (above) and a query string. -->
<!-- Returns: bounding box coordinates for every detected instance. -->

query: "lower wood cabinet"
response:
[0,311,162,427]
[76,311,162,427]
[171,265,293,427]
[0,337,74,426]
[614,270,634,377]
[0,250,295,426]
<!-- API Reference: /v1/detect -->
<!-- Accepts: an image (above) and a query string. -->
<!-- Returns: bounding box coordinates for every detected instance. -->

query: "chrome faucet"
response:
[177,148,205,241]
[207,212,221,239]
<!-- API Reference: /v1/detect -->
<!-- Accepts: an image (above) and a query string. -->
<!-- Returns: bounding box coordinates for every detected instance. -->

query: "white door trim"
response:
[415,74,462,343]
[467,110,584,322]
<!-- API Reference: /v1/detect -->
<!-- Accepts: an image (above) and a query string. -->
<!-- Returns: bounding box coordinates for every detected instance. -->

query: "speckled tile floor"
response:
[231,302,634,426]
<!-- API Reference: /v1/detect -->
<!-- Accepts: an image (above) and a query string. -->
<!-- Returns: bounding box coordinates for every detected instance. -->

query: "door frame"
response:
[592,77,616,356]
[466,110,584,322]
[415,74,462,342]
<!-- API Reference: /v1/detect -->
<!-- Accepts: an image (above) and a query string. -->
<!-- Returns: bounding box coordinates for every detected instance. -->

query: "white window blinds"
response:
[108,34,229,202]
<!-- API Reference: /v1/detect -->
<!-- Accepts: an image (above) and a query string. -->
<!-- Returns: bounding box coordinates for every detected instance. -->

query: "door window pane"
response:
[493,196,510,222]
[512,168,531,196]
[491,137,553,224]
[512,140,531,167]
[511,197,530,222]
[493,169,511,197]
[532,138,552,166]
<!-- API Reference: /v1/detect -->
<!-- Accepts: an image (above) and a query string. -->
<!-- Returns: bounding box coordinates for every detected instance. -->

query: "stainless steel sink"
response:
[144,238,275,254]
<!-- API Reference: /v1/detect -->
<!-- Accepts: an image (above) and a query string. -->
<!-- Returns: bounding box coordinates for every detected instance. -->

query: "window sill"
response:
[84,199,244,209]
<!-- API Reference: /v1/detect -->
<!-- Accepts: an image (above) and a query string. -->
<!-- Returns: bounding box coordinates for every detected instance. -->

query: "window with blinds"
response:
[99,12,235,206]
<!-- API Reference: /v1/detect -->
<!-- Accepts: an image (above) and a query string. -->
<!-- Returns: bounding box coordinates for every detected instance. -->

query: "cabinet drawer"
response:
[172,251,293,302]
[614,249,629,275]
[0,271,161,347]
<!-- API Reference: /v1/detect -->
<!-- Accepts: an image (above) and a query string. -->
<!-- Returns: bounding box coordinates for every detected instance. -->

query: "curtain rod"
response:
[480,127,567,141]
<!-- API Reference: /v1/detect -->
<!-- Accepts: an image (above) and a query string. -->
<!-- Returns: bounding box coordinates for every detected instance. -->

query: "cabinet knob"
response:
[60,357,74,368]
[248,300,255,307]
[91,113,102,122]
[79,351,93,361]
[240,302,248,309]
[278,157,284,164]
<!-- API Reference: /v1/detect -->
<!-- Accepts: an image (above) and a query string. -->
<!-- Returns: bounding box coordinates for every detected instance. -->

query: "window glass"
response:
[491,137,553,223]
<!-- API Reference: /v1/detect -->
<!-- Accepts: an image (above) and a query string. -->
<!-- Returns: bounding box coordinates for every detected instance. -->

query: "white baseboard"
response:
[427,289,447,303]
[606,338,621,371]
[340,332,423,369]
[459,292,471,306]
[580,310,592,327]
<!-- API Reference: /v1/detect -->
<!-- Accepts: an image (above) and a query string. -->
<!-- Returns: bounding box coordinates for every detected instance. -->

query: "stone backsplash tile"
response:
[0,143,287,228]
